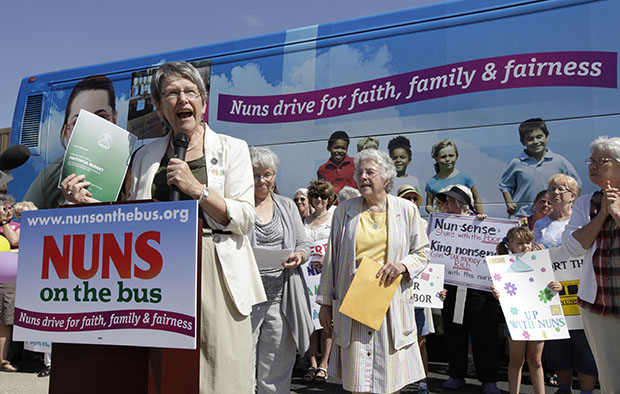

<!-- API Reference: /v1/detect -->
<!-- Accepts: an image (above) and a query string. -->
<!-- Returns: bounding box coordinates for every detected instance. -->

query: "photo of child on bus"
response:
[316,130,356,194]
[499,118,581,218]
[425,138,483,214]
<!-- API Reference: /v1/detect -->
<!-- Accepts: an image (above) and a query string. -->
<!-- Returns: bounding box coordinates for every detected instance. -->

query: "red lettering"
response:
[102,233,132,279]
[134,231,163,279]
[72,234,100,280]
[41,235,71,279]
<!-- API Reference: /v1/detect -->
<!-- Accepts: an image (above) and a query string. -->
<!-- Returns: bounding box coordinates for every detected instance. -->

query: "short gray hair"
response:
[354,149,396,192]
[249,147,279,173]
[294,188,308,198]
[338,186,361,202]
[0,194,16,205]
[590,136,620,162]
[151,62,208,105]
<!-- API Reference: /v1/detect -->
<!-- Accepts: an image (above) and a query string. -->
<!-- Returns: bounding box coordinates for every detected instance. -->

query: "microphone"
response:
[169,133,189,201]
[0,145,30,171]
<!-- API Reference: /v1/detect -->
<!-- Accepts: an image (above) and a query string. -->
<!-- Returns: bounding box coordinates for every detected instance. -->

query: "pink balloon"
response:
[0,251,18,284]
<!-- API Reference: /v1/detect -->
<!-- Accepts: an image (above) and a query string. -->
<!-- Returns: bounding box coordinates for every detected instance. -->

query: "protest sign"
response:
[548,247,584,330]
[428,213,519,290]
[300,239,328,329]
[487,249,569,341]
[14,200,198,349]
[412,263,444,309]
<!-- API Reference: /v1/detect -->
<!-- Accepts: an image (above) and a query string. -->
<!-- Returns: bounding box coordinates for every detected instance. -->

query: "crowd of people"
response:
[0,61,618,394]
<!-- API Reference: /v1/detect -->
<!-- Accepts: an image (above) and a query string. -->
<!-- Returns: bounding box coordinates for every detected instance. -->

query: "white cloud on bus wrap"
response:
[210,43,511,216]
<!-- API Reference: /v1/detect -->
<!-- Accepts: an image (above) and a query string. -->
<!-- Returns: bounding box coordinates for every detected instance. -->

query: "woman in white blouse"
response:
[302,179,336,384]
[533,173,598,394]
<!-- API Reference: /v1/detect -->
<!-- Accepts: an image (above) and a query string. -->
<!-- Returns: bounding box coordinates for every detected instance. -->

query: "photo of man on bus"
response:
[23,75,118,209]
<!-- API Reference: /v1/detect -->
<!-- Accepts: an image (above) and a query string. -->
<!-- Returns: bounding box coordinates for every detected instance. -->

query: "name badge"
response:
[207,162,225,187]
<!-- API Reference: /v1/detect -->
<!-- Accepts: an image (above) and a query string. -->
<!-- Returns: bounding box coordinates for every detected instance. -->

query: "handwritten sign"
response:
[548,247,585,330]
[428,213,519,290]
[301,239,328,330]
[14,201,198,349]
[412,263,444,309]
[487,249,569,341]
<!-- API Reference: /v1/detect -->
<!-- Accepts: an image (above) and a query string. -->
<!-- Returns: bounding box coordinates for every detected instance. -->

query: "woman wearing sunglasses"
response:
[302,179,336,384]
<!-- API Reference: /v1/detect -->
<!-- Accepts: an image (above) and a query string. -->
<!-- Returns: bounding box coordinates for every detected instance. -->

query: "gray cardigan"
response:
[249,193,314,354]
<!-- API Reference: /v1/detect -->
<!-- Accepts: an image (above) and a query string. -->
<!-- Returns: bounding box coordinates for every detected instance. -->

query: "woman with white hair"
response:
[534,174,598,394]
[436,185,501,394]
[318,149,428,394]
[249,147,314,394]
[562,136,620,394]
[293,188,312,220]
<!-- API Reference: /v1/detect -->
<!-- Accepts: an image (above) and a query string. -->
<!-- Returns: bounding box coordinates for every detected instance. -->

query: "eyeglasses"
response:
[355,168,380,179]
[253,172,274,181]
[293,197,306,203]
[547,186,571,194]
[312,194,330,200]
[161,89,201,101]
[585,157,618,167]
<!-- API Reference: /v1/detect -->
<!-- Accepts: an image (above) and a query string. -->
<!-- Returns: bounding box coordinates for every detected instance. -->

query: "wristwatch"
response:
[0,220,9,226]
[198,185,210,204]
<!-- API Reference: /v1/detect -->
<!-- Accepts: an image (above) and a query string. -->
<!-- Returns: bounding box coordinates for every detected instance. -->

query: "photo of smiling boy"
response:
[499,118,581,218]
[317,130,356,194]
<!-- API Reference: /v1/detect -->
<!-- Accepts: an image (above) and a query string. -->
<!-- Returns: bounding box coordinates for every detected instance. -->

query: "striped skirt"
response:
[329,316,425,393]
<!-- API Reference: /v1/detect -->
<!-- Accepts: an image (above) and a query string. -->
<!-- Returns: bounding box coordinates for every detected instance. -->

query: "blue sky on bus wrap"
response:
[0,0,444,128]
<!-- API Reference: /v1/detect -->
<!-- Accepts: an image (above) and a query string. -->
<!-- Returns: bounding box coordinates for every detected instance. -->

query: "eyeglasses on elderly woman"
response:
[161,88,201,101]
[547,186,572,194]
[355,168,380,179]
[585,157,619,167]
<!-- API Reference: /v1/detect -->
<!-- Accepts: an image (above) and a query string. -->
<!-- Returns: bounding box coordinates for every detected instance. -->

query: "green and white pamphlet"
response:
[59,110,137,202]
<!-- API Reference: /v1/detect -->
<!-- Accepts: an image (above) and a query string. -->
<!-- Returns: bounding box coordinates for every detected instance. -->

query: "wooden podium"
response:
[45,201,203,394]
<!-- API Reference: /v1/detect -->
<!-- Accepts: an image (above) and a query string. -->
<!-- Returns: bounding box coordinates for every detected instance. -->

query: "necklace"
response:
[313,211,329,221]
[169,129,205,153]
[363,200,386,229]
[369,212,384,229]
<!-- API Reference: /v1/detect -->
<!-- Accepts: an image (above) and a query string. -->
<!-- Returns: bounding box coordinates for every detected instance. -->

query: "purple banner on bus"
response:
[217,51,617,124]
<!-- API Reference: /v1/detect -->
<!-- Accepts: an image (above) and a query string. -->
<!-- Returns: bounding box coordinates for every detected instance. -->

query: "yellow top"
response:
[355,211,388,264]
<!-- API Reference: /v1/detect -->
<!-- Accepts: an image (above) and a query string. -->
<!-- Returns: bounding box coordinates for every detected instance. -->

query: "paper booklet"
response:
[338,256,402,331]
[59,110,137,202]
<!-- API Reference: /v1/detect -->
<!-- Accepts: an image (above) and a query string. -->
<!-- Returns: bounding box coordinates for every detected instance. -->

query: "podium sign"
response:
[14,200,198,349]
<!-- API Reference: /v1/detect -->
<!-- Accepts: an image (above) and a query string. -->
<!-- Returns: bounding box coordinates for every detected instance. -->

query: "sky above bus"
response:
[0,0,446,129]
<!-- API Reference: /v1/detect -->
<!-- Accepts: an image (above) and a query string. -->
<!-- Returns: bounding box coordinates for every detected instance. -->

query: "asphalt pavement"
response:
[1,360,600,394]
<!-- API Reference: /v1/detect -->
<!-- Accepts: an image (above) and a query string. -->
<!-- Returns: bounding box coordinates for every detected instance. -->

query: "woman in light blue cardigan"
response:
[249,147,314,394]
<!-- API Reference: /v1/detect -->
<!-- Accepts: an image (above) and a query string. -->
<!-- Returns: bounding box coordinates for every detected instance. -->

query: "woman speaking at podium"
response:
[61,61,266,394]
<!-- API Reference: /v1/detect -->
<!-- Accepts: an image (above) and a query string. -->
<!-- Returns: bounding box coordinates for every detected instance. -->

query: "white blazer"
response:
[129,124,267,316]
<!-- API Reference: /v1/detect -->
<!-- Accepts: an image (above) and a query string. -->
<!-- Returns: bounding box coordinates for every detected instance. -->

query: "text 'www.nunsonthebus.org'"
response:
[27,206,190,226]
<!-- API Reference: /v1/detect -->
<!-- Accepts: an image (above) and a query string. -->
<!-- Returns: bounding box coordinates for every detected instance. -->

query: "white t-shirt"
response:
[533,216,569,247]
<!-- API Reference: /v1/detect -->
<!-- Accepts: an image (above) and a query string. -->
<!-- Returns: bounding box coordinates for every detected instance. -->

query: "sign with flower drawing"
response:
[486,249,570,341]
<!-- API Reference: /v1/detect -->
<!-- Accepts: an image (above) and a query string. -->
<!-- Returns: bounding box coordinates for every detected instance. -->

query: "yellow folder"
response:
[338,256,402,331]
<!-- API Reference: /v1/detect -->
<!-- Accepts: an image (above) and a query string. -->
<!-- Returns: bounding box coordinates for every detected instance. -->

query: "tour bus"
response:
[8,0,619,217]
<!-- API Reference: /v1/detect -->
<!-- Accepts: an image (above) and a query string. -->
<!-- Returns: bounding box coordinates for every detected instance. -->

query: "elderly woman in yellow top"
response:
[317,149,429,394]
[61,61,266,394]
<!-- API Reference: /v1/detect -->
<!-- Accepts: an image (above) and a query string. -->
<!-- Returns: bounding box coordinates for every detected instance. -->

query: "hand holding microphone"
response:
[169,133,189,201]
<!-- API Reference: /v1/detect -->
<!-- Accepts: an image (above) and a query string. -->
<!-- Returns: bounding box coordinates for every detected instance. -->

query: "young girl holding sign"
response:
[493,227,562,394]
